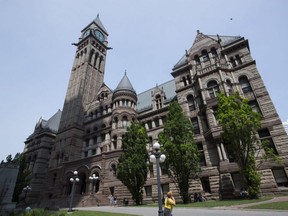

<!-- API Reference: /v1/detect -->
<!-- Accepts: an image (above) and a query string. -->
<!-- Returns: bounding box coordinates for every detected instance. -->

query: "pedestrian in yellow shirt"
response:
[164,191,175,216]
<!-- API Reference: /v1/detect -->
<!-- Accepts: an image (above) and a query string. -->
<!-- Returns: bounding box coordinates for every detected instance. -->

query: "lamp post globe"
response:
[150,142,165,216]
[68,171,79,212]
[89,174,99,195]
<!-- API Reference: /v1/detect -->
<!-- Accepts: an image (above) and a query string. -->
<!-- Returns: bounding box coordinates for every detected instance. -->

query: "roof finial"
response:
[97,13,99,18]
[124,69,127,75]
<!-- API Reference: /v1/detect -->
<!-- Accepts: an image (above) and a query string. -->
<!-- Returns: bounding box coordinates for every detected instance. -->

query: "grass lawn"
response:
[247,201,288,210]
[58,210,140,216]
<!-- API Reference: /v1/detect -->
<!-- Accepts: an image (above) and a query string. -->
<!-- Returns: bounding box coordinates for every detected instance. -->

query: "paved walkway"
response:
[75,196,288,216]
[220,196,288,209]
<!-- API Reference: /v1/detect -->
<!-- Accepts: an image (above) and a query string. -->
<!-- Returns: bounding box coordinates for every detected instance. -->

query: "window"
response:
[92,149,96,155]
[144,186,152,197]
[155,119,160,127]
[161,184,170,196]
[187,95,196,111]
[111,164,117,176]
[202,50,209,62]
[197,142,206,166]
[211,47,218,59]
[230,57,236,67]
[272,168,288,187]
[248,100,261,114]
[235,55,242,65]
[239,76,252,93]
[194,55,200,65]
[101,134,106,142]
[89,49,94,63]
[122,116,128,128]
[84,151,88,157]
[207,80,219,98]
[223,139,235,162]
[93,136,97,144]
[258,128,278,155]
[112,136,117,150]
[191,117,200,134]
[226,79,233,93]
[201,177,211,193]
[155,94,163,109]
[85,139,89,147]
[212,106,218,125]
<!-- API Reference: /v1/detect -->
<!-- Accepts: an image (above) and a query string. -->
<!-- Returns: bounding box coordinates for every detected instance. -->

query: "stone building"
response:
[23,16,288,207]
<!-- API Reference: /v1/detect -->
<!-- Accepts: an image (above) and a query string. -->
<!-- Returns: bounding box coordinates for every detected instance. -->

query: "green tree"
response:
[116,122,149,205]
[217,92,279,198]
[12,153,31,203]
[159,102,199,204]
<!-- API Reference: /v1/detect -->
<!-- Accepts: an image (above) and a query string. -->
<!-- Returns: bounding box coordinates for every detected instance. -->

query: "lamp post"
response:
[22,185,31,205]
[89,174,99,195]
[68,171,79,212]
[149,142,166,216]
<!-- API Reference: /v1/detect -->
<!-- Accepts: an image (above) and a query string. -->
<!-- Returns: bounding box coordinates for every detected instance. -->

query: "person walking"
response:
[163,191,175,216]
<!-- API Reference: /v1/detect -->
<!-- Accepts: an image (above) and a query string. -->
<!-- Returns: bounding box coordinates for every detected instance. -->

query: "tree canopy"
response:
[116,122,149,205]
[159,101,199,203]
[217,92,264,197]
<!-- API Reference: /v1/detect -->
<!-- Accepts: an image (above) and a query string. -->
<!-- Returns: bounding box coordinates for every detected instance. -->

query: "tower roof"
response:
[82,14,108,35]
[114,72,136,94]
[93,14,108,35]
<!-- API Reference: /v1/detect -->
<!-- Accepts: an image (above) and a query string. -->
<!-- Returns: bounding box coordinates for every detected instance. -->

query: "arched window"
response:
[239,76,252,93]
[207,80,219,98]
[202,50,209,62]
[122,116,128,128]
[187,95,196,111]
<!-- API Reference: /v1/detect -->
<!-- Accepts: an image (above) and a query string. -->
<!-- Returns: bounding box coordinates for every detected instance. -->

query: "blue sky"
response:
[1,0,288,161]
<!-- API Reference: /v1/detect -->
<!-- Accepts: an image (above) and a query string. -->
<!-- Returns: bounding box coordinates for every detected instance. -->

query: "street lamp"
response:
[89,174,99,195]
[149,142,166,216]
[68,171,79,212]
[22,185,31,205]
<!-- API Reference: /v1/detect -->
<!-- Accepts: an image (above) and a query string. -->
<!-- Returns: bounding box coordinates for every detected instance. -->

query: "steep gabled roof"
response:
[173,31,242,68]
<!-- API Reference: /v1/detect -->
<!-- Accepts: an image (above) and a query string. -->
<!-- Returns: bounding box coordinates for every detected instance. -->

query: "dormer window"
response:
[155,94,163,109]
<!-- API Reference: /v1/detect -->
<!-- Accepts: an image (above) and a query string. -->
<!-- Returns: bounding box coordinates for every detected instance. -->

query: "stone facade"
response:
[23,17,288,208]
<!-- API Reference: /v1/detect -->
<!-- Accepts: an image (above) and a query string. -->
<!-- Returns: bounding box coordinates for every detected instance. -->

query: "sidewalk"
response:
[215,196,288,210]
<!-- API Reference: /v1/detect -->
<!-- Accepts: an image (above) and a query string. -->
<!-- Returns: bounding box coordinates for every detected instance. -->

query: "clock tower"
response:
[50,15,109,166]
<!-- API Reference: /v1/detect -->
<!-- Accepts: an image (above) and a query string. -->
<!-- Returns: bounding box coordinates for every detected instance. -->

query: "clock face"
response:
[95,30,104,42]
[83,30,90,38]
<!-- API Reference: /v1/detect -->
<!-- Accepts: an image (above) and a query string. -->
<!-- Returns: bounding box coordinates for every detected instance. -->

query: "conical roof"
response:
[114,72,136,94]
